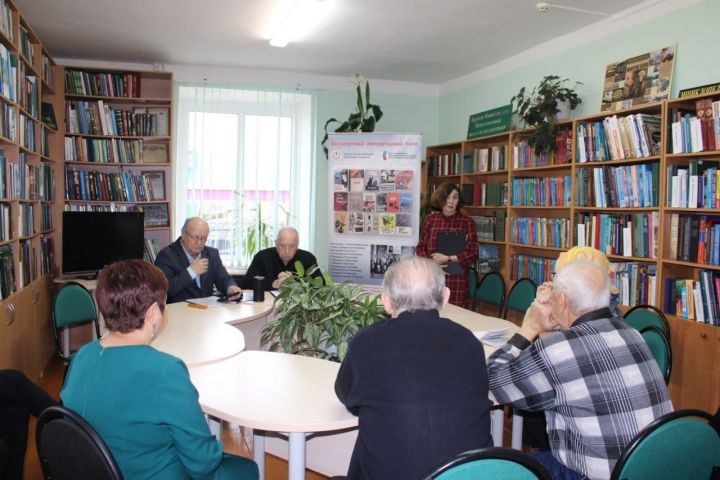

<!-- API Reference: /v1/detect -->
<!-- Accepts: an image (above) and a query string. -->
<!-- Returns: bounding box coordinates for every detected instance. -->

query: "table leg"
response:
[288,432,307,480]
[511,413,523,450]
[62,329,70,359]
[491,408,504,447]
[254,429,265,480]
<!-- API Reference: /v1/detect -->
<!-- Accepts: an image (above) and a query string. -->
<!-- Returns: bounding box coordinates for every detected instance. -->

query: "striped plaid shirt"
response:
[487,308,672,480]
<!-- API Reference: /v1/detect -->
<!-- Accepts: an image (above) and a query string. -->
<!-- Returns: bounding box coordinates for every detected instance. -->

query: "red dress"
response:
[416,211,478,309]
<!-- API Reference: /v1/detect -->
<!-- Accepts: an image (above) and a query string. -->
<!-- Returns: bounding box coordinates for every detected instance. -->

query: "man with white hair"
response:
[241,227,320,291]
[335,256,492,480]
[487,260,672,480]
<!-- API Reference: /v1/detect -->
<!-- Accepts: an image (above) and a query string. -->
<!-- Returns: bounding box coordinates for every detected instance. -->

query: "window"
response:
[175,85,315,269]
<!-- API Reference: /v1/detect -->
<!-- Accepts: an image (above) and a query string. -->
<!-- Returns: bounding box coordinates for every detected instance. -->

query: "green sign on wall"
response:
[467,105,512,140]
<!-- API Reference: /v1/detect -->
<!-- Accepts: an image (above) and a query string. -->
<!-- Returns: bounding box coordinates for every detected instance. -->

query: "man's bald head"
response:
[382,256,449,316]
[276,227,299,265]
[553,260,610,320]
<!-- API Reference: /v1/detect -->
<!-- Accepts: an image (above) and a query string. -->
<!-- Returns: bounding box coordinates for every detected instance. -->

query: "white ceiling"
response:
[18,0,654,85]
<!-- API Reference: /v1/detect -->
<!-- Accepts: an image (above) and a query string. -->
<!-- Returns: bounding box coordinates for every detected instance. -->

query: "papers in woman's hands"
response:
[473,328,510,347]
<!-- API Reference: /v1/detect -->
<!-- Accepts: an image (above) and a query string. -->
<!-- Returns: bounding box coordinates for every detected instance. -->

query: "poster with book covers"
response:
[327,132,422,285]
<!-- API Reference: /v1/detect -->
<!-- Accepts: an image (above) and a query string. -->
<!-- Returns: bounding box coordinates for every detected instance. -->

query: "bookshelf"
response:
[0,0,60,380]
[61,67,173,263]
[424,97,720,411]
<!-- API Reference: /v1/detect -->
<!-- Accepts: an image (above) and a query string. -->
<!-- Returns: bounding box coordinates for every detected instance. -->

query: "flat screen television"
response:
[62,211,145,277]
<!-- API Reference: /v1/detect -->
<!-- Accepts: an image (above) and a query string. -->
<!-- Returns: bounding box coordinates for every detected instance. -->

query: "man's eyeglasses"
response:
[185,233,208,243]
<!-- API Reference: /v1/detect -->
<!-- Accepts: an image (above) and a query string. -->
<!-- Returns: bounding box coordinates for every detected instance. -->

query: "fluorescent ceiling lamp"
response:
[269,0,327,48]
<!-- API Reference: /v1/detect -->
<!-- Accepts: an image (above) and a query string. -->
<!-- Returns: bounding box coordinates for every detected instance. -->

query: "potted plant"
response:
[321,73,383,159]
[510,75,582,152]
[260,262,388,361]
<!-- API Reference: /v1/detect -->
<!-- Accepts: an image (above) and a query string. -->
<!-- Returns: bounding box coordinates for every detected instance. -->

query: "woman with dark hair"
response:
[61,259,258,480]
[416,182,478,309]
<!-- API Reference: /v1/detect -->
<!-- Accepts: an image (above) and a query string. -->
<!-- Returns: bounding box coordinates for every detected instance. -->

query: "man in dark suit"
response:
[154,217,241,303]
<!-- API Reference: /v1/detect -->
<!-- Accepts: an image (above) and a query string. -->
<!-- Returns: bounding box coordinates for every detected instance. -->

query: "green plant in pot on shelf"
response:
[321,73,383,159]
[260,262,388,362]
[510,75,582,152]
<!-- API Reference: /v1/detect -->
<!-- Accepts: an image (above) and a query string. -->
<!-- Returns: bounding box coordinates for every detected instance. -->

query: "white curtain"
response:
[174,84,315,269]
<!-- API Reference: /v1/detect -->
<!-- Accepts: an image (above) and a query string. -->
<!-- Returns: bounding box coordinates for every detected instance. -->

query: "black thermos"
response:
[253,276,265,302]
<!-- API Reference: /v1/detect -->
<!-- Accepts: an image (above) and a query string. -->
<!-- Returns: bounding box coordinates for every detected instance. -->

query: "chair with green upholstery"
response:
[610,409,720,480]
[624,304,670,340]
[422,446,551,480]
[469,270,506,317]
[501,277,537,323]
[51,282,100,364]
[639,325,672,384]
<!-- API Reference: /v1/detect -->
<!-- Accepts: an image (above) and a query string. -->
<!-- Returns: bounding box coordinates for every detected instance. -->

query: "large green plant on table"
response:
[321,73,383,159]
[510,75,582,153]
[260,262,388,362]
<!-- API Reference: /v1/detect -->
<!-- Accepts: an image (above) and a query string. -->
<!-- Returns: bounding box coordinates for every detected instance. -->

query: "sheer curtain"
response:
[174,84,315,269]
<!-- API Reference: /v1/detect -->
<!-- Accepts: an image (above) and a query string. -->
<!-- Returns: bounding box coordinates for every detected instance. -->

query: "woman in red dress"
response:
[416,182,478,309]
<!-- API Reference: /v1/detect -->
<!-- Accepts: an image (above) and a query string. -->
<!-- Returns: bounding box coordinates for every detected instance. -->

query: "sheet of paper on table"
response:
[474,328,511,347]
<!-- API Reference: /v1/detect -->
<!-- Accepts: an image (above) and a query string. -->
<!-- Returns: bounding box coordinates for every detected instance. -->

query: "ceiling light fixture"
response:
[535,2,610,17]
[269,0,327,48]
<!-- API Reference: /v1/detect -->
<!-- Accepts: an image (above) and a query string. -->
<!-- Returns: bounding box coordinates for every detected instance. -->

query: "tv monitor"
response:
[62,211,145,277]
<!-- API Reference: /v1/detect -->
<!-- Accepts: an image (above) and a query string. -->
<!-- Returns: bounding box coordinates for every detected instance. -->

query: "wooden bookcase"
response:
[61,66,173,263]
[424,96,720,412]
[0,0,60,380]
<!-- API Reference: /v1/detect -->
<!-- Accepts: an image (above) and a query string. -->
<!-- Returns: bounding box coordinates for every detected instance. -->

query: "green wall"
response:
[438,0,719,141]
[312,90,438,267]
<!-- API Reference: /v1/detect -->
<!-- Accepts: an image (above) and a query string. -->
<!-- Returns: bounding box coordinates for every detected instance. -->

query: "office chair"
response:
[624,304,670,341]
[36,406,123,480]
[639,325,672,385]
[51,282,100,364]
[422,446,551,480]
[470,269,506,317]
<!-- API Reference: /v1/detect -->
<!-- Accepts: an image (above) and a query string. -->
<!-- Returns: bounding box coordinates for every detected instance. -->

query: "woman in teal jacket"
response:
[61,259,257,479]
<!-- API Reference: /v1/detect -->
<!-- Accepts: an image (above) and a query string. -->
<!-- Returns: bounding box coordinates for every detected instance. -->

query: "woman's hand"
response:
[431,252,450,265]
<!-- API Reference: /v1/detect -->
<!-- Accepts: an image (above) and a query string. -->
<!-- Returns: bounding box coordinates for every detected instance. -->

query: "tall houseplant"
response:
[260,262,388,361]
[321,73,383,159]
[510,75,582,152]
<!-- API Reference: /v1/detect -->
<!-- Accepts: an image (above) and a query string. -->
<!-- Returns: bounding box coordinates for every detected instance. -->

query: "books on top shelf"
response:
[667,214,720,265]
[576,113,661,162]
[513,129,572,168]
[670,99,720,154]
[463,145,506,173]
[0,42,16,102]
[427,152,461,176]
[65,100,169,137]
[0,1,13,42]
[65,69,141,98]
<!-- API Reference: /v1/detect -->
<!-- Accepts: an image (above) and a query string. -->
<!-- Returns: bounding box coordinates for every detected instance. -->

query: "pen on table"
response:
[187,303,208,309]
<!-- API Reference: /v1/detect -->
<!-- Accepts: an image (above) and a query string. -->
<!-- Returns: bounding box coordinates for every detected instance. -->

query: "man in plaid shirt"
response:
[487,260,672,480]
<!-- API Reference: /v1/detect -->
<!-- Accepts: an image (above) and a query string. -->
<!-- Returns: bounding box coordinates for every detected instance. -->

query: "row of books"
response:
[427,152,461,176]
[18,62,38,119]
[64,136,144,163]
[40,203,53,231]
[19,113,35,151]
[576,114,661,163]
[65,69,142,98]
[0,203,8,241]
[0,244,14,299]
[669,100,720,154]
[463,145,506,173]
[511,176,571,207]
[40,236,55,276]
[64,168,166,202]
[0,43,16,102]
[510,254,555,285]
[666,160,720,209]
[576,212,659,259]
[0,100,15,140]
[0,1,12,42]
[667,214,720,265]
[144,238,160,263]
[471,212,506,242]
[512,129,572,168]
[18,25,33,65]
[41,53,53,88]
[65,100,169,137]
[460,181,508,207]
[0,151,55,201]
[41,125,49,157]
[509,216,570,249]
[575,163,659,208]
[664,271,720,325]
[17,239,35,288]
[610,262,657,307]
[18,203,33,237]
